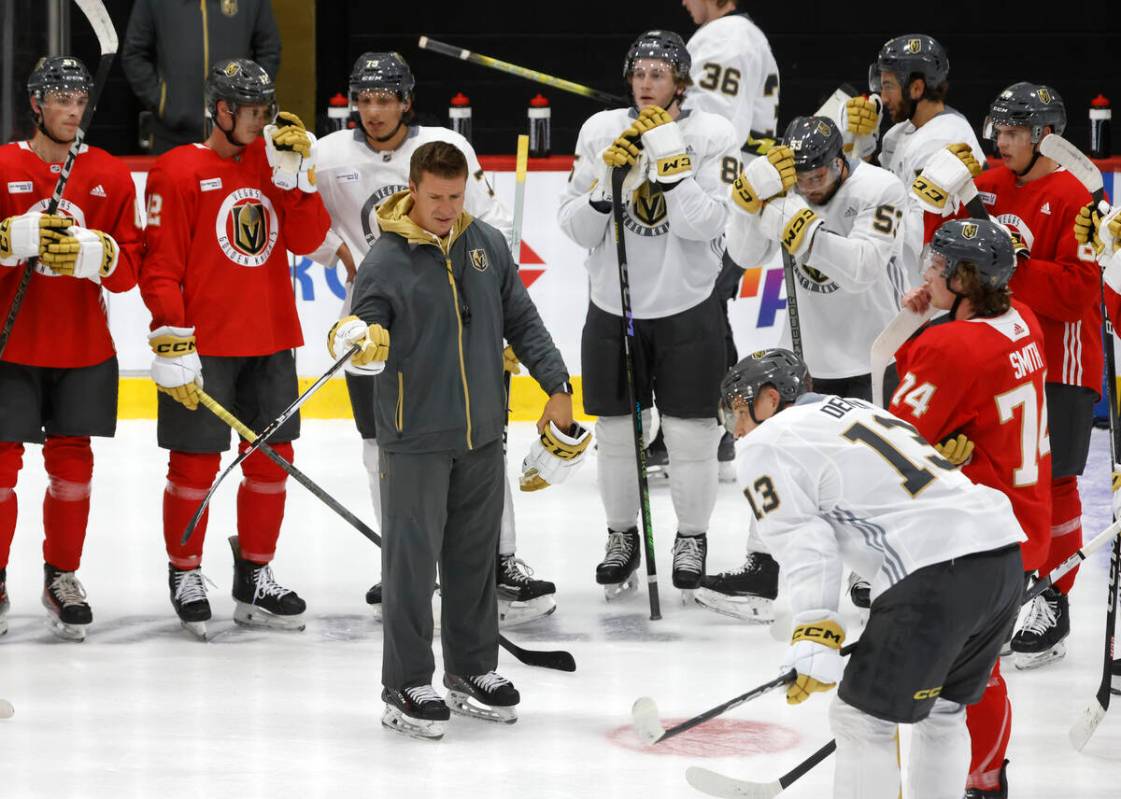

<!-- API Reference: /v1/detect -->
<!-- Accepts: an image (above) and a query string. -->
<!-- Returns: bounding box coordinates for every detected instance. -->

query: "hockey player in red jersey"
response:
[913,82,1097,671]
[139,58,330,638]
[892,219,1050,797]
[0,56,141,641]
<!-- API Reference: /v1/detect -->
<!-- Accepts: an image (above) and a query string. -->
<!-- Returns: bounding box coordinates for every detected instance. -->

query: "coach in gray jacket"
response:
[331,141,572,717]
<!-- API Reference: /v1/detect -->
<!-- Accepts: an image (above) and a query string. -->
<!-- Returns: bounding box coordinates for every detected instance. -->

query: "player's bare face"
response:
[356,91,408,142]
[630,60,678,112]
[37,90,88,142]
[922,252,957,311]
[879,72,910,124]
[795,163,840,205]
[994,125,1035,173]
[232,103,273,141]
[408,172,467,238]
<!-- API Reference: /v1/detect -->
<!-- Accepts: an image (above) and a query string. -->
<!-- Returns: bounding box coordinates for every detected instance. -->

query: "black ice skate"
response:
[595,528,641,600]
[443,671,520,724]
[964,759,1008,798]
[847,572,871,610]
[1011,587,1069,670]
[0,568,8,636]
[645,427,670,479]
[366,581,441,627]
[381,684,450,741]
[717,431,736,483]
[169,563,214,640]
[229,536,306,632]
[694,551,779,623]
[671,532,707,594]
[496,554,556,628]
[42,563,92,641]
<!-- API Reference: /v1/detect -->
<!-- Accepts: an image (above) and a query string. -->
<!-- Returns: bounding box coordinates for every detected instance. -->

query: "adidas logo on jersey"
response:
[90,184,107,197]
[1040,202,1051,215]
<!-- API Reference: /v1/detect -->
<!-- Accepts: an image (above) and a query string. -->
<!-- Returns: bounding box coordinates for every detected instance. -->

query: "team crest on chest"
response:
[221,0,238,17]
[469,248,489,271]
[622,181,670,237]
[215,188,278,267]
[796,261,840,295]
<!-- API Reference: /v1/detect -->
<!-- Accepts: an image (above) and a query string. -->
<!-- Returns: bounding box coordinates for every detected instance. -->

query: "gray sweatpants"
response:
[380,438,504,689]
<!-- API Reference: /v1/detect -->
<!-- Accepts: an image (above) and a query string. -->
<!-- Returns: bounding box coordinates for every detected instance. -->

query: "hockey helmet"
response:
[349,52,416,105]
[721,349,811,425]
[623,30,691,83]
[930,219,1017,289]
[205,58,277,121]
[983,82,1066,143]
[27,56,91,101]
[783,116,845,172]
[869,34,949,93]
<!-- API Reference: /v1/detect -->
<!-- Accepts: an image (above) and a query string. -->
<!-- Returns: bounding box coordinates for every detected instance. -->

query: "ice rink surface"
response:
[1,420,1119,798]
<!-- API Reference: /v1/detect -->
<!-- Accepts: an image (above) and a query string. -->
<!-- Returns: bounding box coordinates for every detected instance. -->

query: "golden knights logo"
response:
[223,61,241,78]
[796,261,839,295]
[221,0,239,17]
[904,38,923,54]
[816,121,832,138]
[468,248,489,272]
[622,181,670,237]
[215,188,278,267]
[1037,87,1053,105]
[961,222,979,240]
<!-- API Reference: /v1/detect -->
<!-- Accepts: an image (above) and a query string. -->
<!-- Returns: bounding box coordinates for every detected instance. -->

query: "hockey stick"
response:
[779,249,803,359]
[870,307,935,407]
[195,389,576,673]
[0,0,117,359]
[180,344,359,546]
[683,523,1121,793]
[418,37,627,107]
[611,166,661,621]
[632,643,857,745]
[1036,133,1121,750]
[503,135,530,454]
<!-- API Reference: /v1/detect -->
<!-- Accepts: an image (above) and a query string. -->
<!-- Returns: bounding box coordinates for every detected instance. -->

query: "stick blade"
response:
[631,696,666,744]
[73,0,119,54]
[1068,699,1107,751]
[1039,134,1104,197]
[685,766,782,799]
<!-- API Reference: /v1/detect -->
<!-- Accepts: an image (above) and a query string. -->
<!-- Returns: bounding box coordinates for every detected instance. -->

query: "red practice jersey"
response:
[971,167,1101,392]
[892,300,1052,569]
[0,142,140,368]
[139,137,330,356]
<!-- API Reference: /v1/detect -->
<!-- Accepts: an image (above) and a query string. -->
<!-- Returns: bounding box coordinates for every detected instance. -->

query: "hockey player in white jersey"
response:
[848,34,985,273]
[558,30,739,598]
[723,349,1025,799]
[704,116,910,619]
[681,0,780,153]
[310,53,554,626]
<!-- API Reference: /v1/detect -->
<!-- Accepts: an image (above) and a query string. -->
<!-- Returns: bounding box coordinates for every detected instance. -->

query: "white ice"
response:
[1,421,1119,797]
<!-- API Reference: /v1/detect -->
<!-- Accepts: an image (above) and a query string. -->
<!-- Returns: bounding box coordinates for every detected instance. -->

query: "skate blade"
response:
[1012,640,1066,671]
[498,595,557,628]
[381,706,446,740]
[180,620,209,641]
[44,616,87,642]
[233,602,306,632]
[693,589,774,623]
[445,690,518,724]
[602,576,640,601]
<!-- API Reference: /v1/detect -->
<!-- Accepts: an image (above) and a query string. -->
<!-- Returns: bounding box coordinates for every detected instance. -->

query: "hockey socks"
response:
[163,451,221,569]
[1042,476,1082,596]
[965,661,1012,794]
[235,440,292,563]
[41,436,93,572]
[0,442,22,570]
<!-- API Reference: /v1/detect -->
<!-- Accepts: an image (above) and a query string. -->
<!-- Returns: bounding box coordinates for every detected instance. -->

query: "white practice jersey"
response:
[558,107,739,319]
[738,394,1026,615]
[726,161,910,379]
[684,12,781,148]
[309,125,513,267]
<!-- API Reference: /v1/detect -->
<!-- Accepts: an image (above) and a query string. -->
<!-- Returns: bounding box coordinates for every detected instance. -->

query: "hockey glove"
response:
[844,95,883,137]
[744,133,780,157]
[0,212,72,264]
[519,421,592,491]
[39,226,119,282]
[911,143,982,216]
[934,432,974,467]
[149,325,203,411]
[782,610,846,705]
[503,345,521,375]
[731,146,796,215]
[760,194,823,259]
[265,112,317,192]
[328,314,389,375]
[628,106,693,186]
[1074,202,1104,256]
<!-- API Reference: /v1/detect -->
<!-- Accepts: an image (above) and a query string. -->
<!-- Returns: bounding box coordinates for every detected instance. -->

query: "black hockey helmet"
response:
[623,30,691,83]
[783,116,845,172]
[349,52,415,105]
[27,55,91,101]
[868,34,949,93]
[983,82,1066,143]
[205,58,277,121]
[721,349,811,425]
[930,219,1016,289]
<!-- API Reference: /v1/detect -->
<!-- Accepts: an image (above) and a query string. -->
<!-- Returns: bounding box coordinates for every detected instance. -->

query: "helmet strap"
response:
[30,96,76,146]
[214,102,250,148]
[1015,147,1042,178]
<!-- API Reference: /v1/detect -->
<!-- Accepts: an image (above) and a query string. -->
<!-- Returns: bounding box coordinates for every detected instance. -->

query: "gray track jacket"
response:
[350,192,569,454]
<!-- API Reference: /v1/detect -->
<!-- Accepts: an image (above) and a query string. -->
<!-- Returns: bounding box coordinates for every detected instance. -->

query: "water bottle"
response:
[326,92,350,133]
[528,94,551,158]
[1090,94,1111,159]
[449,92,472,143]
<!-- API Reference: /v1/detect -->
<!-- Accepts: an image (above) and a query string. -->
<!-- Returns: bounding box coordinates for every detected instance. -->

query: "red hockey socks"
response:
[41,436,92,572]
[0,442,23,570]
[966,660,1012,792]
[1043,476,1082,595]
[164,451,221,569]
[236,441,291,564]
